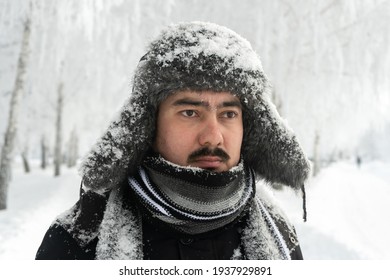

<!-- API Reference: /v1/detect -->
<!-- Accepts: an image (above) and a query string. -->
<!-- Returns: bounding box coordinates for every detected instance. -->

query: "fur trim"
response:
[95,187,143,259]
[79,21,311,192]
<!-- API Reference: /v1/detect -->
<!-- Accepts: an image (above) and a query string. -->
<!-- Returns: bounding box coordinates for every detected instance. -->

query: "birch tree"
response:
[21,146,31,173]
[40,135,48,169]
[53,83,64,177]
[312,130,321,176]
[67,127,78,168]
[0,17,32,210]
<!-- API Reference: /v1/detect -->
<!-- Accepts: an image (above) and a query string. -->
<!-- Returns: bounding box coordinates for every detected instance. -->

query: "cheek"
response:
[226,127,243,161]
[155,122,194,164]
[164,128,194,154]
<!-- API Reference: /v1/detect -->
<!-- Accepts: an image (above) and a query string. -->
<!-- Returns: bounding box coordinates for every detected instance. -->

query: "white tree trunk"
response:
[54,83,64,177]
[312,130,321,176]
[0,18,31,210]
[67,127,78,168]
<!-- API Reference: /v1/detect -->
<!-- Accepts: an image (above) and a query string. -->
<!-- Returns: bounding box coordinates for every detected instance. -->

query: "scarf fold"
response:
[127,155,255,235]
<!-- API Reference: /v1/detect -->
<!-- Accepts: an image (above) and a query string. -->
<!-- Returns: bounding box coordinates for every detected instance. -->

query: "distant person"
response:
[356,155,362,168]
[36,22,311,260]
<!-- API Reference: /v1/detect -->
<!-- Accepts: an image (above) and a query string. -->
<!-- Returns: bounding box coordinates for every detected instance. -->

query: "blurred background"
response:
[1,0,389,260]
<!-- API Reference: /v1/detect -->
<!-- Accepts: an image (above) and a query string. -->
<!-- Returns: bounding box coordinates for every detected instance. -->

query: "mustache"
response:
[187,147,230,163]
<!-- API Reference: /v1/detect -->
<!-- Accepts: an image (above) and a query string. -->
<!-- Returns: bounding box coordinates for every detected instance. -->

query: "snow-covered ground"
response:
[0,159,389,260]
[275,160,390,260]
[0,161,79,259]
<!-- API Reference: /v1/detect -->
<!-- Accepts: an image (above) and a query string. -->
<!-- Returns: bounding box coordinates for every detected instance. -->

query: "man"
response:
[36,22,311,260]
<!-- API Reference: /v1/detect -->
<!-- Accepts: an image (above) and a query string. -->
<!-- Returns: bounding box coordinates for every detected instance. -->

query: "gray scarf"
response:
[127,155,255,235]
[93,181,292,260]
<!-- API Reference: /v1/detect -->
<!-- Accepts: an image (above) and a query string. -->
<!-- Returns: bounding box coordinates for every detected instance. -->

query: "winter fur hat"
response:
[80,22,311,192]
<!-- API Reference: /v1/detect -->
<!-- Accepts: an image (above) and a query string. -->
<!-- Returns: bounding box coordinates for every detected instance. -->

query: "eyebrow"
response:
[172,98,242,109]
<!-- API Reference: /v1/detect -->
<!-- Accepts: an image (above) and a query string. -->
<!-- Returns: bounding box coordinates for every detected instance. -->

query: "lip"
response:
[191,156,223,169]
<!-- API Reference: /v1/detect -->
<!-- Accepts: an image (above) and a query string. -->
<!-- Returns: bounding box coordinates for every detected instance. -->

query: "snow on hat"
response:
[79,21,311,193]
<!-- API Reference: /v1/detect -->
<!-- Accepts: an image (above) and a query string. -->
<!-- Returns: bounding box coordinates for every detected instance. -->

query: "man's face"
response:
[154,90,243,172]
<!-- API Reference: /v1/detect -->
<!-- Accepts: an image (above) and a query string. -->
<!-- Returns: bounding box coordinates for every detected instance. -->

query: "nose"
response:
[198,116,223,147]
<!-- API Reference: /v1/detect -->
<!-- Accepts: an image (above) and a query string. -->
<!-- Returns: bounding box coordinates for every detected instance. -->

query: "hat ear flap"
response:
[242,91,311,190]
[79,93,155,191]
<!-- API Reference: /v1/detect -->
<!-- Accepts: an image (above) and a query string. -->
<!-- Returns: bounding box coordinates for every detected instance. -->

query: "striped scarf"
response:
[128,155,255,235]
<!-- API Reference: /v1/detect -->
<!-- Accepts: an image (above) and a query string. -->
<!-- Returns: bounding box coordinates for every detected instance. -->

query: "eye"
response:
[181,110,198,117]
[221,111,238,119]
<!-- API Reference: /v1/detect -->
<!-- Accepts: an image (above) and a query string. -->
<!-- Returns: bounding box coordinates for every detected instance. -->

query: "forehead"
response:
[160,90,241,107]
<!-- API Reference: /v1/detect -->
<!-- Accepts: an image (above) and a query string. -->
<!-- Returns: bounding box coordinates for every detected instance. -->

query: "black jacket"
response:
[36,183,303,260]
[36,218,303,260]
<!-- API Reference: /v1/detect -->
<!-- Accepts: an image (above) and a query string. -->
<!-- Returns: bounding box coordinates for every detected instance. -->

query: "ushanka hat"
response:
[79,22,311,196]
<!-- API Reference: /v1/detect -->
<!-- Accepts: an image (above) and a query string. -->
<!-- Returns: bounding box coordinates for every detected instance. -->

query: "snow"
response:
[0,160,79,259]
[1,159,389,260]
[154,22,263,72]
[275,160,390,260]
[95,186,141,260]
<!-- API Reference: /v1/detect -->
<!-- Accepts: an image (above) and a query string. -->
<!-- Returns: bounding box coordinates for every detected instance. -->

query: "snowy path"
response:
[0,163,79,259]
[0,160,389,259]
[275,160,390,259]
